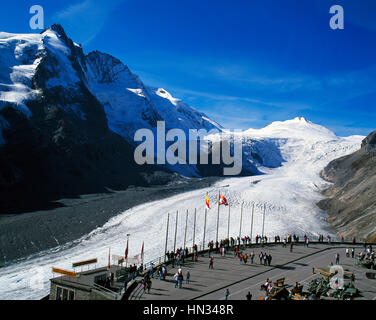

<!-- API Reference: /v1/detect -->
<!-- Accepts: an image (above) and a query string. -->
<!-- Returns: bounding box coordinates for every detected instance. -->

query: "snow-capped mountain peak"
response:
[0,31,44,117]
[0,25,221,146]
[0,24,88,119]
[245,117,338,141]
[292,116,308,122]
[85,50,221,141]
[86,50,140,86]
[42,24,67,38]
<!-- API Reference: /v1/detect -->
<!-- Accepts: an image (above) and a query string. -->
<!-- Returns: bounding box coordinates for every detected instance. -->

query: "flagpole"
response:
[250,203,254,244]
[164,213,170,262]
[141,242,144,266]
[173,210,178,253]
[216,191,220,245]
[239,201,243,240]
[262,204,266,238]
[193,208,196,247]
[203,208,207,252]
[108,247,111,270]
[227,204,230,240]
[183,209,188,249]
[125,234,130,268]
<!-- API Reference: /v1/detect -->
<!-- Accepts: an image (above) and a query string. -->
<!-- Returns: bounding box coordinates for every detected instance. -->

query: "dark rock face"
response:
[0,25,172,214]
[317,131,376,241]
[361,131,376,150]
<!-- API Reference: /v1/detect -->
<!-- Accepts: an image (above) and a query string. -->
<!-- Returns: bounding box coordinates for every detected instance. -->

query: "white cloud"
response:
[52,0,124,45]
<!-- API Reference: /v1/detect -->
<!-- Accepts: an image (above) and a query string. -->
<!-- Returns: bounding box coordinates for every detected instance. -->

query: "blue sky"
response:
[1,0,375,136]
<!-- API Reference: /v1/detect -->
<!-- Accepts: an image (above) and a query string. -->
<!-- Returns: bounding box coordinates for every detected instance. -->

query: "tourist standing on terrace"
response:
[263,252,268,266]
[174,272,179,288]
[225,289,230,300]
[250,251,255,264]
[178,273,184,289]
[267,254,272,266]
[335,253,340,265]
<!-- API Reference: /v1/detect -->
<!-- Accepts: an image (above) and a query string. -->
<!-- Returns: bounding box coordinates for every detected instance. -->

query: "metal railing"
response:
[92,283,120,300]
[129,282,144,300]
[141,238,373,271]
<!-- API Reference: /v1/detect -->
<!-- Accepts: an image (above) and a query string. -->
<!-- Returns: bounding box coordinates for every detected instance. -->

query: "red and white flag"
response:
[141,242,144,261]
[124,239,129,260]
[219,194,228,206]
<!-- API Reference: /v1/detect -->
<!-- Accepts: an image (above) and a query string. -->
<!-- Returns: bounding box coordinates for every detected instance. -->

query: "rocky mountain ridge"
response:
[318,131,376,241]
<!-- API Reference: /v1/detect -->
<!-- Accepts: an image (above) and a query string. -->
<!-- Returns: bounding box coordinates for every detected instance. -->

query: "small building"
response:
[49,265,134,300]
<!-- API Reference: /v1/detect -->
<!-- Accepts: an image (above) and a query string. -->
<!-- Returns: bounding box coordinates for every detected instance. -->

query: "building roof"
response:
[50,265,122,292]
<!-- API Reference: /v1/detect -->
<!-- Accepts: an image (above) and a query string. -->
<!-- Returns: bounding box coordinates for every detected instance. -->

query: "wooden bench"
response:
[290,284,303,295]
[274,277,285,287]
[344,270,354,278]
[317,268,331,277]
[316,268,354,279]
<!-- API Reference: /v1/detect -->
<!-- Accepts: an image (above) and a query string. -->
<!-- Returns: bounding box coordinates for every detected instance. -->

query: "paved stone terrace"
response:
[135,243,376,300]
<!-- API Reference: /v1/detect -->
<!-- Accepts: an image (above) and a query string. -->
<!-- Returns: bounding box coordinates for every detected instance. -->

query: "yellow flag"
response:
[206,195,210,209]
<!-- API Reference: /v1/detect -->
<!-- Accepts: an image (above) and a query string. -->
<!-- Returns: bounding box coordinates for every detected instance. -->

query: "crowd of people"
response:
[136,234,373,298]
[163,232,350,263]
[141,273,152,294]
[334,244,375,267]
[173,268,190,289]
[259,278,303,300]
[356,244,375,269]
[138,246,198,293]
[165,244,199,268]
